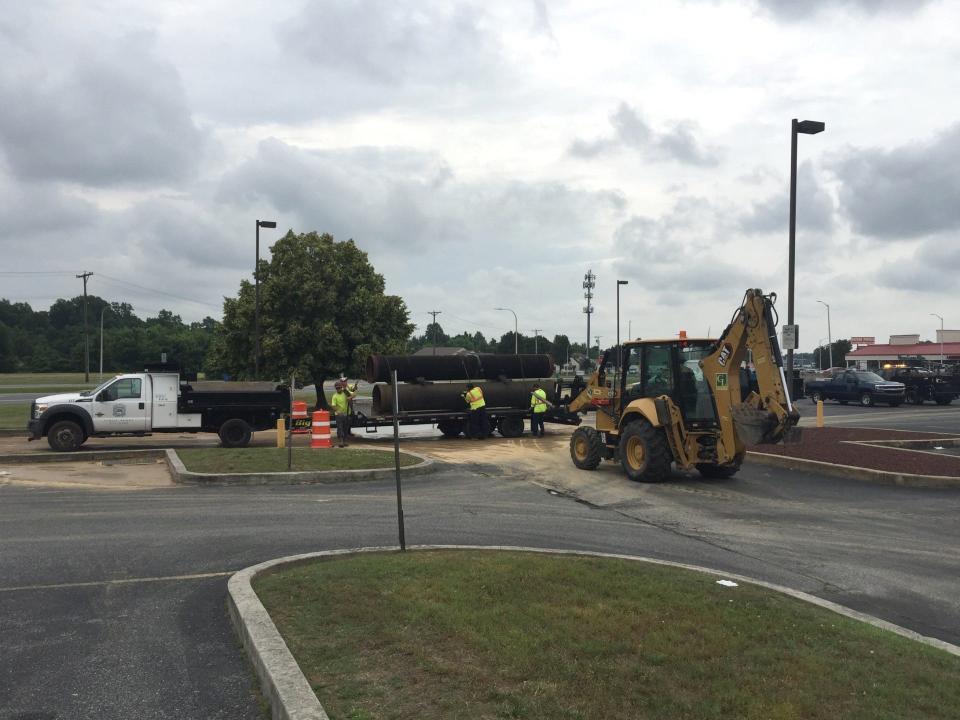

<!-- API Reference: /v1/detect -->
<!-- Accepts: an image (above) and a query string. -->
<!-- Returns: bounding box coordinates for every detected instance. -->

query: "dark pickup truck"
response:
[880,367,954,405]
[805,370,905,407]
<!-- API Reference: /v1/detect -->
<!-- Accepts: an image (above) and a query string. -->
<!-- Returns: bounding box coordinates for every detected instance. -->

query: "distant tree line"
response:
[0,297,219,374]
[406,322,587,364]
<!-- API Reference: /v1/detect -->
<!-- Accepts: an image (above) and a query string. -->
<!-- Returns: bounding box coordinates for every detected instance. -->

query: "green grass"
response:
[0,372,106,386]
[255,550,960,720]
[176,447,420,473]
[0,403,30,430]
[0,385,95,394]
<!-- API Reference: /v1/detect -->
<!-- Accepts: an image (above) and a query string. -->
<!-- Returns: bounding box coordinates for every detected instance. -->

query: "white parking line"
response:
[0,570,233,593]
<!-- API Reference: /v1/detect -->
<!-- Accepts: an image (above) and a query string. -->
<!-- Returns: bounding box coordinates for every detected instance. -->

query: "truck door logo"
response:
[113,405,126,417]
[717,343,733,368]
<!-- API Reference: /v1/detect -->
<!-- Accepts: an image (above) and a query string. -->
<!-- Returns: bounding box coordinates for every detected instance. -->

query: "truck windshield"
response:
[81,376,121,397]
[855,372,886,383]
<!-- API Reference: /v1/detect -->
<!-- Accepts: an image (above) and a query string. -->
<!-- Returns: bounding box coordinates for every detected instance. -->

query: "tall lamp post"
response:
[818,338,827,371]
[495,307,518,354]
[786,118,826,383]
[817,299,832,370]
[254,219,277,380]
[616,280,628,383]
[931,313,944,366]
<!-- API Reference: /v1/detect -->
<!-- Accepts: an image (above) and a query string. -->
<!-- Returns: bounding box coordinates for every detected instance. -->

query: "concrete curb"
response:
[166,449,436,485]
[747,451,960,488]
[0,447,437,486]
[229,545,960,720]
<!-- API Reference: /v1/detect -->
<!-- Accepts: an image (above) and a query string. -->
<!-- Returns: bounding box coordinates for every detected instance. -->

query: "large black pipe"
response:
[366,354,554,383]
[372,380,552,415]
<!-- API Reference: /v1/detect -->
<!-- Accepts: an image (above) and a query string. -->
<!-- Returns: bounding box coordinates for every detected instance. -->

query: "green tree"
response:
[212,231,413,408]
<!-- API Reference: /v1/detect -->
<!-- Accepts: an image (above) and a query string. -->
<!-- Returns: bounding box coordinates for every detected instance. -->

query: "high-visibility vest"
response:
[465,387,485,410]
[530,388,548,413]
[330,392,350,415]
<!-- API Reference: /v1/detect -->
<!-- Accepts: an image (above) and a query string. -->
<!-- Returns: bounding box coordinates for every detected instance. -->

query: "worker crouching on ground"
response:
[462,383,488,440]
[331,380,355,447]
[529,382,552,437]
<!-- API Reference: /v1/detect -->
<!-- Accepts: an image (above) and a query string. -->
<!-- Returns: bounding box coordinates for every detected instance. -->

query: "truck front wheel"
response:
[859,393,874,407]
[618,419,672,483]
[219,418,252,448]
[47,420,86,452]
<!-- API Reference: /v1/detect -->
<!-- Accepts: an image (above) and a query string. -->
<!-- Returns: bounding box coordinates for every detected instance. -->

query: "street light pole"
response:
[931,313,944,367]
[495,307,518,354]
[532,329,541,354]
[99,306,108,379]
[786,118,826,384]
[616,280,628,387]
[254,219,277,380]
[817,299,832,370]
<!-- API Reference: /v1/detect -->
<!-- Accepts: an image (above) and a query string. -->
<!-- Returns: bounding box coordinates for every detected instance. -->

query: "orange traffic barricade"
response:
[292,400,309,434]
[311,410,332,449]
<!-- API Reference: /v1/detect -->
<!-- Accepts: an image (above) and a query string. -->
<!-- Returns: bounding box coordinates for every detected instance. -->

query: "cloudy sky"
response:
[2,0,958,350]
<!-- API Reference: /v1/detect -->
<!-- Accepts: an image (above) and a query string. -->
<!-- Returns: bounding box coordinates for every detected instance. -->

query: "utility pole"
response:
[428,310,442,355]
[583,269,595,365]
[595,335,601,360]
[76,271,93,382]
[532,329,541,354]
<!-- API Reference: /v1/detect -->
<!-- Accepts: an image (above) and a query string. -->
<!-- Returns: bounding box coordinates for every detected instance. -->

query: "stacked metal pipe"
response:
[365,353,553,383]
[371,379,552,415]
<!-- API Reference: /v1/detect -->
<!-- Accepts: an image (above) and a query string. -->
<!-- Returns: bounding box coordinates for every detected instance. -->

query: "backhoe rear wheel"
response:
[618,418,672,482]
[569,427,603,470]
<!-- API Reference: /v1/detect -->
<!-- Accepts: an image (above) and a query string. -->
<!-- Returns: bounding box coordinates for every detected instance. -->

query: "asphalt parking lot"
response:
[1,426,959,719]
[797,395,960,434]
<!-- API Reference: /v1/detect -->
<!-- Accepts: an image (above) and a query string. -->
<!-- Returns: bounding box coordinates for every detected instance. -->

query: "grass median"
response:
[255,550,960,720]
[177,447,421,474]
[0,404,29,430]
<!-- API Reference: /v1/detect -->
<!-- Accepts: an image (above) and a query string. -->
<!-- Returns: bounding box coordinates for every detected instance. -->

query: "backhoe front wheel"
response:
[569,427,603,470]
[618,419,672,482]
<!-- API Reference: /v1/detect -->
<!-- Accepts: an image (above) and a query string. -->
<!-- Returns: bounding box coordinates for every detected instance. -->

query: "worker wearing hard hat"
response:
[529,382,551,437]
[462,383,488,440]
[331,380,356,447]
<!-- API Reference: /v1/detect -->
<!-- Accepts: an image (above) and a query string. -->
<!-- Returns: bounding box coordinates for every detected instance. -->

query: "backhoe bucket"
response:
[730,404,782,446]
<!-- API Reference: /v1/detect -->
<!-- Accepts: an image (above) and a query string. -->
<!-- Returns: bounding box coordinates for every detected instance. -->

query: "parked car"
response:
[804,370,905,407]
[879,367,953,405]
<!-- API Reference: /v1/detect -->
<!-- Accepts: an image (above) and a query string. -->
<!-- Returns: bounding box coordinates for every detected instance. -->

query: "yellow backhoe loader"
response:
[567,288,800,481]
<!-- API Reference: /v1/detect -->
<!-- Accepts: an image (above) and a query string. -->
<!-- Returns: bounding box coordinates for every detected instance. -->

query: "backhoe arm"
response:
[701,289,800,454]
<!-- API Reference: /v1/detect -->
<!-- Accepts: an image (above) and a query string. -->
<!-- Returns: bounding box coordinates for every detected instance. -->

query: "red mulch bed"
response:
[748,427,960,477]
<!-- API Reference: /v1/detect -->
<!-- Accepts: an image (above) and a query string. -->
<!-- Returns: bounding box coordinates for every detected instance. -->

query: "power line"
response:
[96,274,220,308]
[0,271,77,275]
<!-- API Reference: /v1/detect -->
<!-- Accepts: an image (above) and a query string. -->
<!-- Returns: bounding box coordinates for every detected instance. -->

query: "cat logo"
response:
[717,343,733,368]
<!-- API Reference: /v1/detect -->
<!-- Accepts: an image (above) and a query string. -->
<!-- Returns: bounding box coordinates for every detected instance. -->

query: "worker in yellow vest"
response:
[461,383,488,440]
[331,380,355,447]
[529,382,551,437]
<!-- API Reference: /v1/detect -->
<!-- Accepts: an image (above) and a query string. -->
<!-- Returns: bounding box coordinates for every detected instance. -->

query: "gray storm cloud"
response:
[830,124,960,240]
[739,163,836,236]
[753,0,933,21]
[569,103,720,167]
[281,0,499,85]
[0,30,206,187]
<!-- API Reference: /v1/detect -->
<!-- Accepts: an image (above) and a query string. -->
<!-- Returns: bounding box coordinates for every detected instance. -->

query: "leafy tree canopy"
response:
[210,231,413,408]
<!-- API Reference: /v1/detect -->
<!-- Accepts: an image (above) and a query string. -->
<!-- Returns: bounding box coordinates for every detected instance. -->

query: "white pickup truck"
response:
[28,371,290,451]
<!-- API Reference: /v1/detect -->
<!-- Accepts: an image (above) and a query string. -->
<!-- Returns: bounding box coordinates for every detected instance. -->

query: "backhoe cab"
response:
[568,288,800,482]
